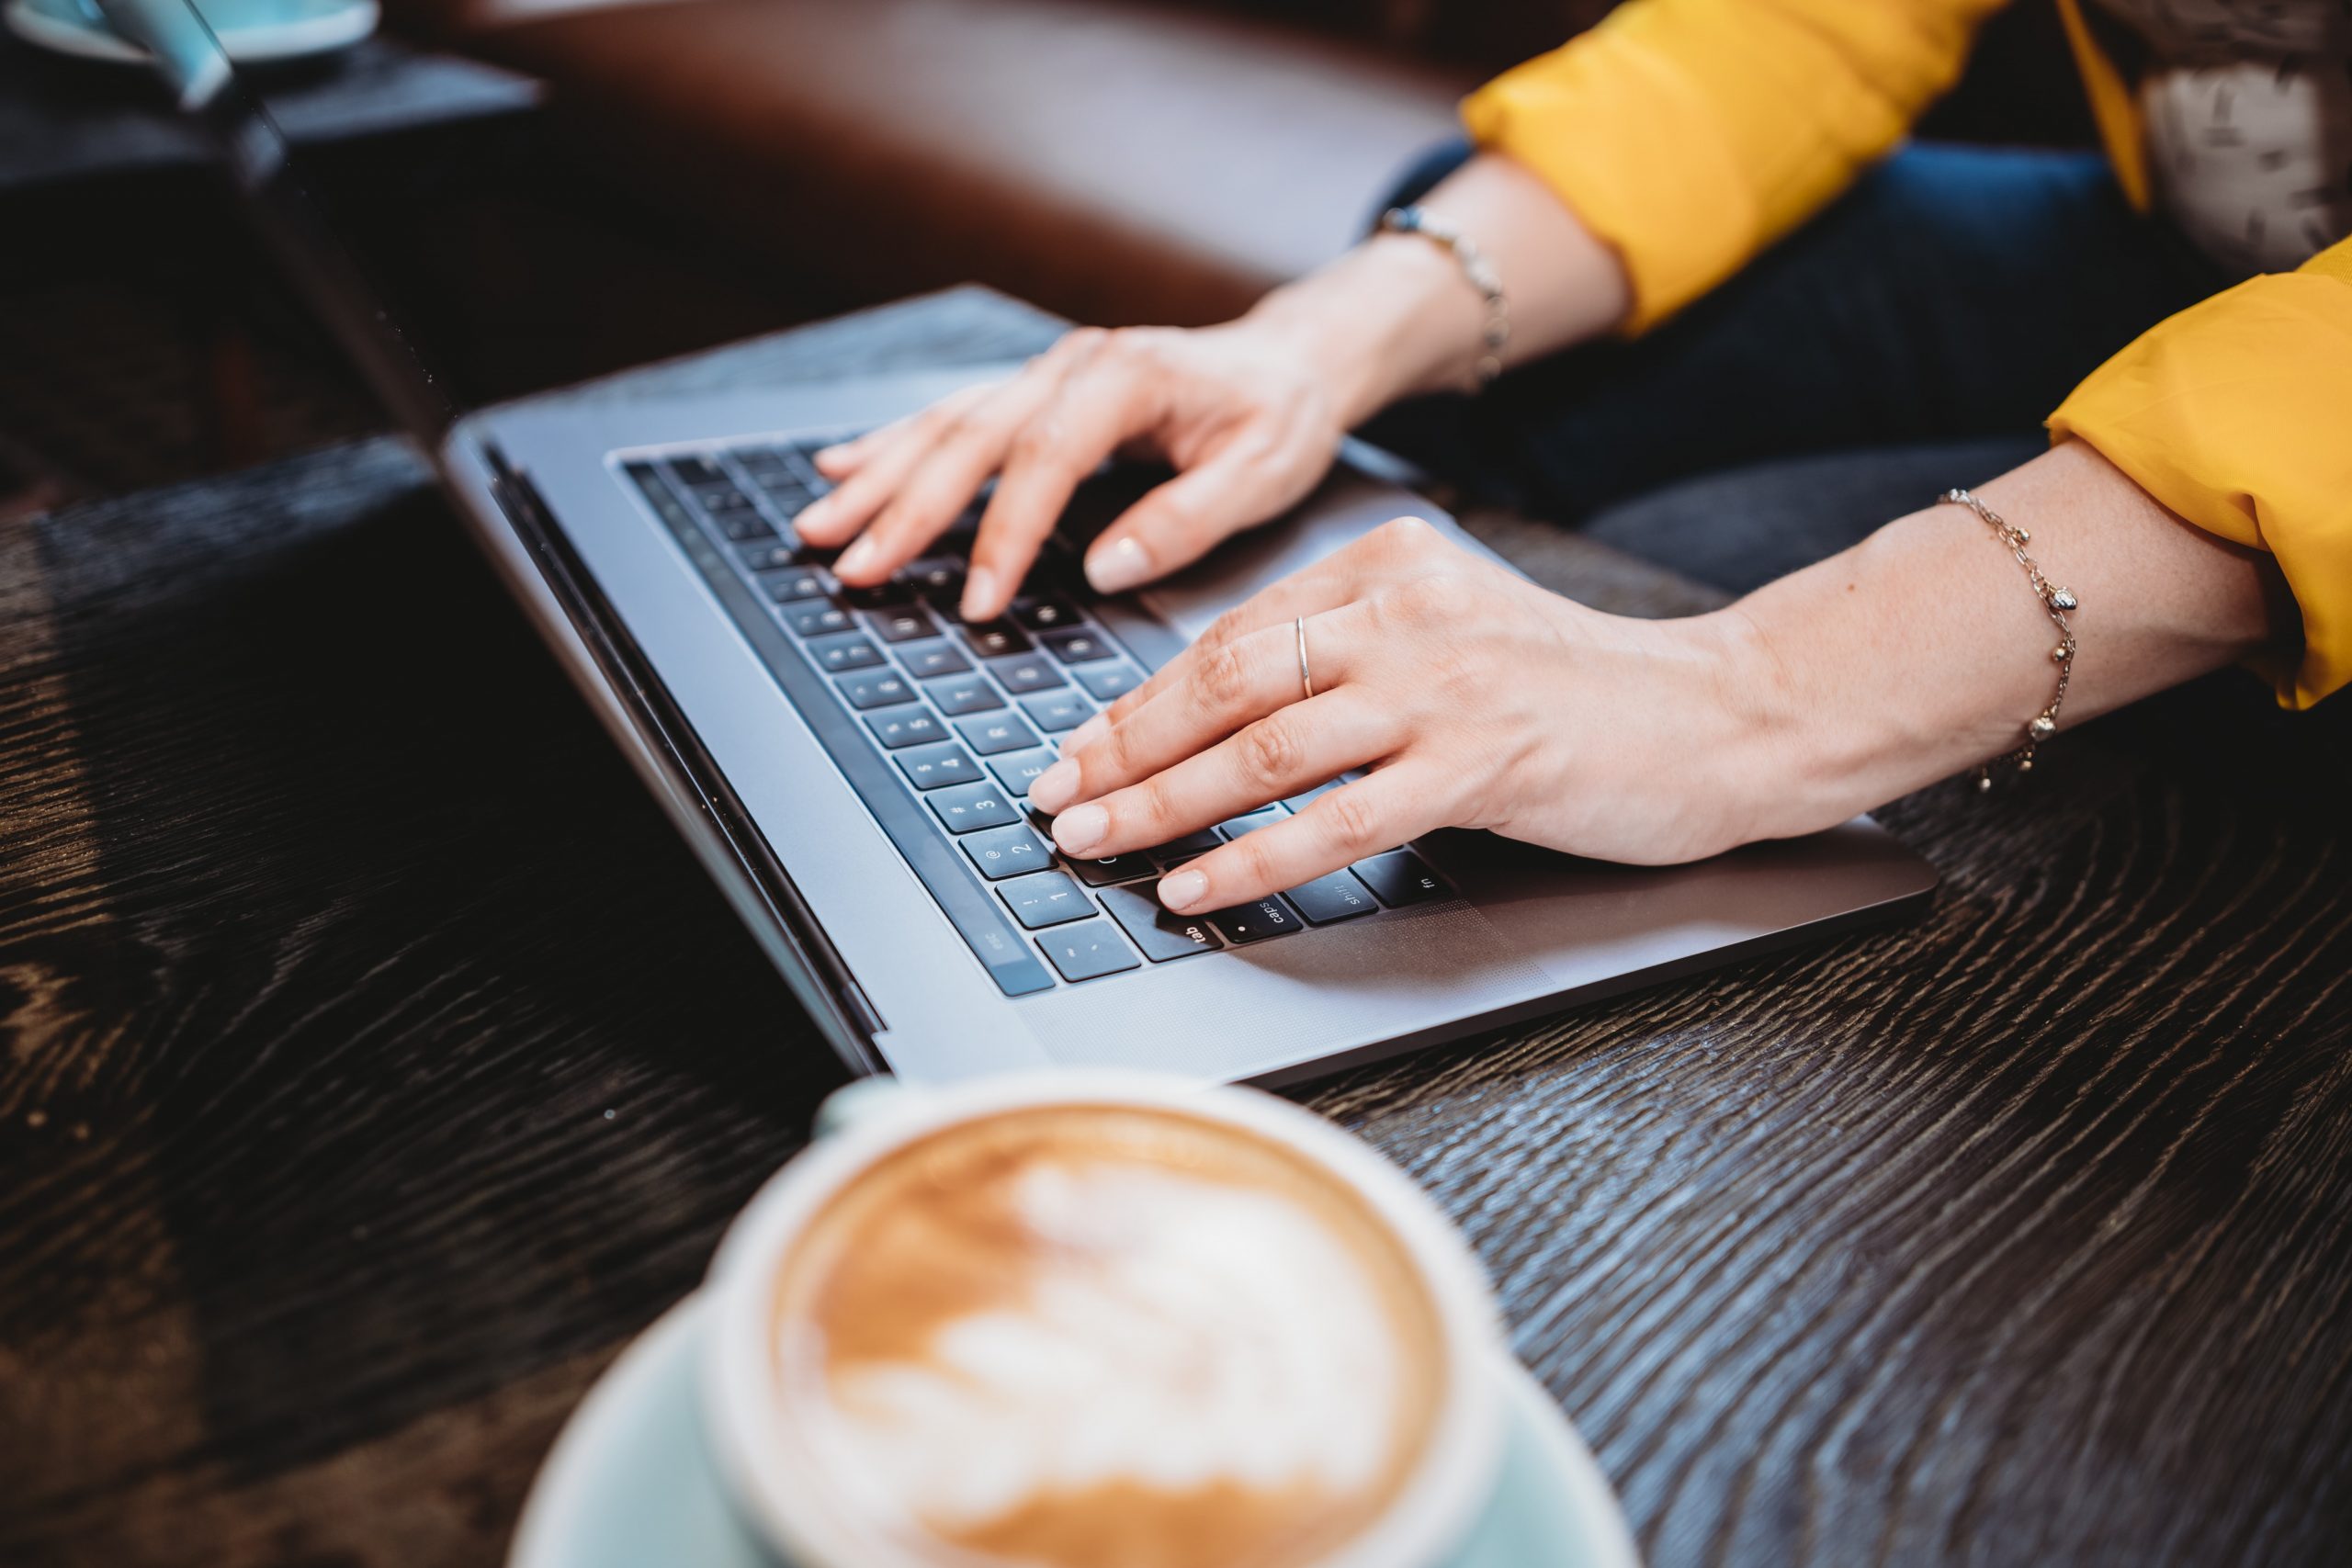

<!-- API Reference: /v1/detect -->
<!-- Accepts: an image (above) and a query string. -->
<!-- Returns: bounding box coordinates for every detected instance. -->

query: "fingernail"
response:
[797,496,834,532]
[835,536,877,580]
[813,443,848,468]
[960,566,1000,623]
[1051,801,1107,854]
[1086,536,1152,595]
[1158,869,1208,913]
[1029,760,1080,815]
[1065,714,1108,752]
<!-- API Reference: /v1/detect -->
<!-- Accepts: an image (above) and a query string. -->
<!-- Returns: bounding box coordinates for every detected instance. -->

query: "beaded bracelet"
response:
[1377,206,1509,386]
[1938,488,2079,793]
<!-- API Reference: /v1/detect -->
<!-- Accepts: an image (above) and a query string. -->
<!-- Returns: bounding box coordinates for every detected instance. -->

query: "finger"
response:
[1080,423,1322,597]
[1036,604,1374,813]
[794,386,995,548]
[1045,687,1395,863]
[1153,765,1439,914]
[811,425,889,479]
[834,379,1062,585]
[961,353,1159,621]
[1063,565,1364,753]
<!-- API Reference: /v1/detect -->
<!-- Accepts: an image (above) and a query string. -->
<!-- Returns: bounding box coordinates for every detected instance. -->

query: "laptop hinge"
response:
[477,440,887,1071]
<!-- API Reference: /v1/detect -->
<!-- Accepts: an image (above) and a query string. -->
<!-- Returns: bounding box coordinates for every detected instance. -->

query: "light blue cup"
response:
[9,0,378,71]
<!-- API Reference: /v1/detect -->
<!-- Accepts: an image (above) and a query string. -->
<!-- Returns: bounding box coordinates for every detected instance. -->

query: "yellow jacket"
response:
[1462,0,2352,708]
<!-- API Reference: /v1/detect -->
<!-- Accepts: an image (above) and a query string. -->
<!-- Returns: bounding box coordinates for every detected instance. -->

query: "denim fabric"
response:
[1364,141,2230,594]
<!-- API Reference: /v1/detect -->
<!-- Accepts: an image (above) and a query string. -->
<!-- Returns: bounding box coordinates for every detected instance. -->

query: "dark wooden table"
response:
[5,288,2350,1568]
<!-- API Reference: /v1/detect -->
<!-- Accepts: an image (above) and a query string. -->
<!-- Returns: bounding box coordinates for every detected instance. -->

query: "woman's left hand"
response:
[1024,515,1794,918]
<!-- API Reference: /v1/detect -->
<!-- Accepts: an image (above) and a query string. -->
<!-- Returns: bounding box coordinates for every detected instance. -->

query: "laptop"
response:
[119,0,1937,1086]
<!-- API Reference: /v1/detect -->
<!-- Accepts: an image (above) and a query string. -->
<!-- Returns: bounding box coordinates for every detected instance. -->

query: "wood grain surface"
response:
[4,288,2350,1568]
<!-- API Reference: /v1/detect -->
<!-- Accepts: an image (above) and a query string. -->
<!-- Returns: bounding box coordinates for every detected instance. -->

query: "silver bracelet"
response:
[1378,205,1509,386]
[1938,488,2079,793]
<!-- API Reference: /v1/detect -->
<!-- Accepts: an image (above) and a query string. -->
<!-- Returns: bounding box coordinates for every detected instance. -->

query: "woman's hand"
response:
[796,321,1352,623]
[1024,516,1786,917]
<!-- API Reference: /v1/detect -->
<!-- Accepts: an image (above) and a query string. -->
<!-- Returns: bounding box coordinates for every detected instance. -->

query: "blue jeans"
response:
[1366,142,2230,593]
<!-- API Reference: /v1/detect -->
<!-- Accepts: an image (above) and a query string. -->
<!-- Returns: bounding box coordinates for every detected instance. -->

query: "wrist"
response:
[1241,233,1491,425]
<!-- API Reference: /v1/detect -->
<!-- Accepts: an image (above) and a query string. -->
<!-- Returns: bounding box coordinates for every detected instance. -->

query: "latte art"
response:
[764,1106,1449,1568]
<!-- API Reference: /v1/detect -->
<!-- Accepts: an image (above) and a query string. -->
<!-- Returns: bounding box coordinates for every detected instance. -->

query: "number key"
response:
[999,871,1093,931]
[896,741,980,791]
[929,782,1020,835]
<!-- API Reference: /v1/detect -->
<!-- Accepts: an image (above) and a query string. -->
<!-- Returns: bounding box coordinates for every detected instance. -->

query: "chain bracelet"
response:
[1378,206,1510,386]
[1937,488,2079,794]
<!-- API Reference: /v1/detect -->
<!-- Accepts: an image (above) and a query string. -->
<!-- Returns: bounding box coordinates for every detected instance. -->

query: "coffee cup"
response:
[701,1070,1507,1568]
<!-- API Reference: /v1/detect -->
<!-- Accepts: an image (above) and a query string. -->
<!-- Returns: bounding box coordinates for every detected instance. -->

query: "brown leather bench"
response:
[395,0,1477,326]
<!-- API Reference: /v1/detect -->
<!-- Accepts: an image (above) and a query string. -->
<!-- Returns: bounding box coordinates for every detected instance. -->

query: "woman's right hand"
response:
[796,321,1352,623]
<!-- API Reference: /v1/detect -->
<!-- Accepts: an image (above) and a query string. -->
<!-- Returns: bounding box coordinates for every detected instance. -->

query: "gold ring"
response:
[1295,615,1314,702]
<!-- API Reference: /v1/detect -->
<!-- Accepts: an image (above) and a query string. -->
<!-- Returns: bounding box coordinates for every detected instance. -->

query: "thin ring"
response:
[1295,615,1315,702]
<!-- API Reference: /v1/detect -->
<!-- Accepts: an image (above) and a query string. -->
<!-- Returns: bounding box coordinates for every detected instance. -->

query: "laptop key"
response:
[1206,897,1304,944]
[715,511,779,544]
[739,541,801,572]
[1352,851,1449,908]
[840,581,916,610]
[863,606,939,644]
[959,621,1033,658]
[926,673,1004,716]
[786,603,854,637]
[962,821,1055,880]
[693,481,757,515]
[930,781,1021,835]
[1216,807,1288,839]
[1067,851,1157,886]
[1035,919,1143,982]
[998,871,1094,931]
[1147,829,1222,867]
[1012,594,1081,632]
[1040,628,1117,664]
[839,669,917,711]
[665,455,724,489]
[899,558,966,598]
[866,707,945,750]
[808,633,885,673]
[989,747,1059,797]
[956,713,1040,757]
[990,655,1066,694]
[760,567,832,603]
[735,446,794,479]
[1283,870,1379,925]
[1020,690,1093,733]
[1098,885,1222,962]
[896,741,981,791]
[1076,662,1145,702]
[899,640,973,681]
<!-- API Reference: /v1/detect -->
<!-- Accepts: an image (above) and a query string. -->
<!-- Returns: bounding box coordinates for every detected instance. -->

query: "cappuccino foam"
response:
[764,1104,1448,1568]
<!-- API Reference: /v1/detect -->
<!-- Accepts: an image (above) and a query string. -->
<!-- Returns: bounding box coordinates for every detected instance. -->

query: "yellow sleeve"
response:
[1460,0,2004,332]
[2049,239,2352,710]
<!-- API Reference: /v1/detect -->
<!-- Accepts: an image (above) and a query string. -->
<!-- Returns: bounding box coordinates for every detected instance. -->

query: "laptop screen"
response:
[98,0,463,446]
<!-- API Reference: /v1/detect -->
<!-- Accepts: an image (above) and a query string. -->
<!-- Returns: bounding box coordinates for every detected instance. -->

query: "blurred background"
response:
[0,0,2094,515]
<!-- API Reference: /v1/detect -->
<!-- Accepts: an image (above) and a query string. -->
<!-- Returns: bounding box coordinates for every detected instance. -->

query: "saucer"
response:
[510,1292,1642,1568]
[4,0,378,66]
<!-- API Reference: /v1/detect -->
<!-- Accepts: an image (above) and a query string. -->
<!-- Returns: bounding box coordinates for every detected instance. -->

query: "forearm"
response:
[1724,440,2287,838]
[1242,152,1632,426]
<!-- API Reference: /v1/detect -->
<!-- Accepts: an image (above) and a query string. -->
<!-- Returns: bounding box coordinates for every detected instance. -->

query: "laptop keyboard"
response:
[619,436,1453,996]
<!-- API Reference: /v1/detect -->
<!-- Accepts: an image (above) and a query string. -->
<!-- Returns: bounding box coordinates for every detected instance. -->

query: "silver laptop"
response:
[127,0,1936,1086]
